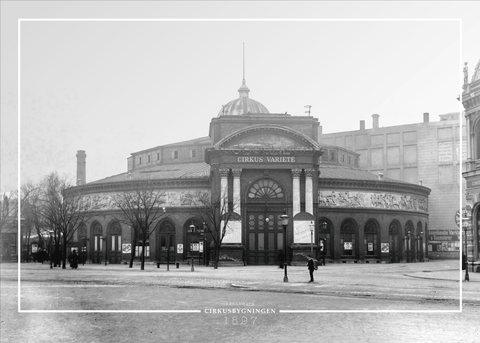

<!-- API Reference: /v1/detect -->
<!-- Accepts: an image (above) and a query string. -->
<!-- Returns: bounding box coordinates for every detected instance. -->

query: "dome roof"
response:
[218,79,269,116]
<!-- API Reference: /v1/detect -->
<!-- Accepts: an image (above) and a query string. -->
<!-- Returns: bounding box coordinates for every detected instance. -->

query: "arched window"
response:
[248,179,284,199]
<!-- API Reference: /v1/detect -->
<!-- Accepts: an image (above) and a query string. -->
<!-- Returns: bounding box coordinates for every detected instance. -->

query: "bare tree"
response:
[38,172,91,269]
[111,180,167,270]
[0,190,18,233]
[1,191,18,261]
[20,182,44,261]
[191,191,236,269]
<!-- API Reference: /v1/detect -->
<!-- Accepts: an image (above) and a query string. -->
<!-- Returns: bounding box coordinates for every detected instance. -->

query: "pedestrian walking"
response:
[69,250,79,269]
[307,255,315,282]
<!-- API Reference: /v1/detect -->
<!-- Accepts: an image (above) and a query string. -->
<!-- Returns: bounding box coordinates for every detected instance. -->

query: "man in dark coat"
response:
[69,250,79,269]
[277,250,285,269]
[307,256,315,282]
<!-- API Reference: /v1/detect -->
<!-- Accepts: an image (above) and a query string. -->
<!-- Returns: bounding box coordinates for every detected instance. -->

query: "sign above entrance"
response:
[220,154,315,164]
[237,156,296,163]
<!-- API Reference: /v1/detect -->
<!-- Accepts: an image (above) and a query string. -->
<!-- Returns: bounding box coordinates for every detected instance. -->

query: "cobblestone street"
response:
[2,260,480,342]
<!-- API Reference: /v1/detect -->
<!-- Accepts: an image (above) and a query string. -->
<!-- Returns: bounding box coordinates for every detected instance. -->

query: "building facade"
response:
[67,78,431,265]
[462,59,480,268]
[319,112,464,260]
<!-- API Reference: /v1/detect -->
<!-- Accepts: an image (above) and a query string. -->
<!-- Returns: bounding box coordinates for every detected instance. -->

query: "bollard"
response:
[176,262,179,268]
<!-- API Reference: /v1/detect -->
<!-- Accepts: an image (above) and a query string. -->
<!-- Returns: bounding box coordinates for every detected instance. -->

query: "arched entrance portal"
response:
[246,178,286,265]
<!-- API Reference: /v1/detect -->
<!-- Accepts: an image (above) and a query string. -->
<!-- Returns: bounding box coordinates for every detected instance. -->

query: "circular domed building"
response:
[68,77,431,266]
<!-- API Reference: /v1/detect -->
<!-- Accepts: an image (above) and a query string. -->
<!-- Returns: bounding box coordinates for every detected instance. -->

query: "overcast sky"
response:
[1,1,480,192]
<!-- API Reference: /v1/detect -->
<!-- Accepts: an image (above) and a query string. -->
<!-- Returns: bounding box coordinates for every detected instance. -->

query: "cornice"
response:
[319,178,431,197]
[66,178,211,196]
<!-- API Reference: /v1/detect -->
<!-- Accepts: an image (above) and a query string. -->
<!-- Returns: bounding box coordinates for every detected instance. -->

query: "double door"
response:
[158,233,175,263]
[247,210,284,265]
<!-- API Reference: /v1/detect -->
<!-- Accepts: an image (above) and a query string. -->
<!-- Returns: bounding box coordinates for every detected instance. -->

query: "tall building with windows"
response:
[319,112,465,260]
[67,77,431,266]
[462,59,480,267]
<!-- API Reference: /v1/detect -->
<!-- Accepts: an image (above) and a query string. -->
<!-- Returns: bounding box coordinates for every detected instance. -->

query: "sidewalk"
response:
[10,259,478,303]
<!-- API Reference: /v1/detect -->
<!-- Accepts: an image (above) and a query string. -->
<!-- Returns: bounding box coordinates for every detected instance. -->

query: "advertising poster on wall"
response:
[294,221,312,243]
[122,243,131,254]
[222,220,242,243]
[381,243,389,253]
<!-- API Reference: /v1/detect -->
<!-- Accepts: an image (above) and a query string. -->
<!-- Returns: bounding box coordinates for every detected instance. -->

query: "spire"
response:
[238,42,250,98]
[243,42,245,82]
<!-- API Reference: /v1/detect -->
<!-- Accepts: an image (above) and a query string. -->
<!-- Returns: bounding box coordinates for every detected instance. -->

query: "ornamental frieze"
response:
[80,189,211,211]
[318,190,428,212]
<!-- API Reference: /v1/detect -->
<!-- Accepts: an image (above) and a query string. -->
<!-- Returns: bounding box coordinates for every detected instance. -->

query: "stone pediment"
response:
[214,125,320,150]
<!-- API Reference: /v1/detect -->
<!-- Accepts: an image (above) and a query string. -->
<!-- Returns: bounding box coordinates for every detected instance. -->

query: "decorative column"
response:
[232,168,242,214]
[219,168,230,212]
[292,168,302,216]
[305,168,314,215]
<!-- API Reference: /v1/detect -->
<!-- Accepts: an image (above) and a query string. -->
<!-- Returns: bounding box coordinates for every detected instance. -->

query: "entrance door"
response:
[108,222,122,264]
[92,235,103,264]
[159,233,175,263]
[109,235,122,263]
[158,220,175,263]
[390,234,400,263]
[247,211,284,265]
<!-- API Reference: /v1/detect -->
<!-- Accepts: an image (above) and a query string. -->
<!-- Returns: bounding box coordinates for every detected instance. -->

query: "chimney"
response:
[76,150,86,185]
[372,114,379,129]
[360,120,365,131]
[378,172,383,181]
[423,112,429,123]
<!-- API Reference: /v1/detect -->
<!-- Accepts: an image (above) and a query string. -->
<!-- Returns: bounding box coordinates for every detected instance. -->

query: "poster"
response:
[381,243,389,253]
[122,243,131,254]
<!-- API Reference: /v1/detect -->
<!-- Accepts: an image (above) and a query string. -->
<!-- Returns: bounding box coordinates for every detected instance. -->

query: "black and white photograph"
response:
[1,1,479,342]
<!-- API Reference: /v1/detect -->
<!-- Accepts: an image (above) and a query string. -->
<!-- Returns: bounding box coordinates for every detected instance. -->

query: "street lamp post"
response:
[203,222,208,266]
[281,212,289,282]
[49,231,53,269]
[189,224,195,272]
[309,221,314,258]
[464,224,470,281]
[406,231,411,263]
[417,231,424,262]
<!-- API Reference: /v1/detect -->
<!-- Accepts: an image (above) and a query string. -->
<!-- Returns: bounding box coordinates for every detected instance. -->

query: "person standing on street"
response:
[277,250,285,269]
[69,250,79,269]
[307,256,315,282]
